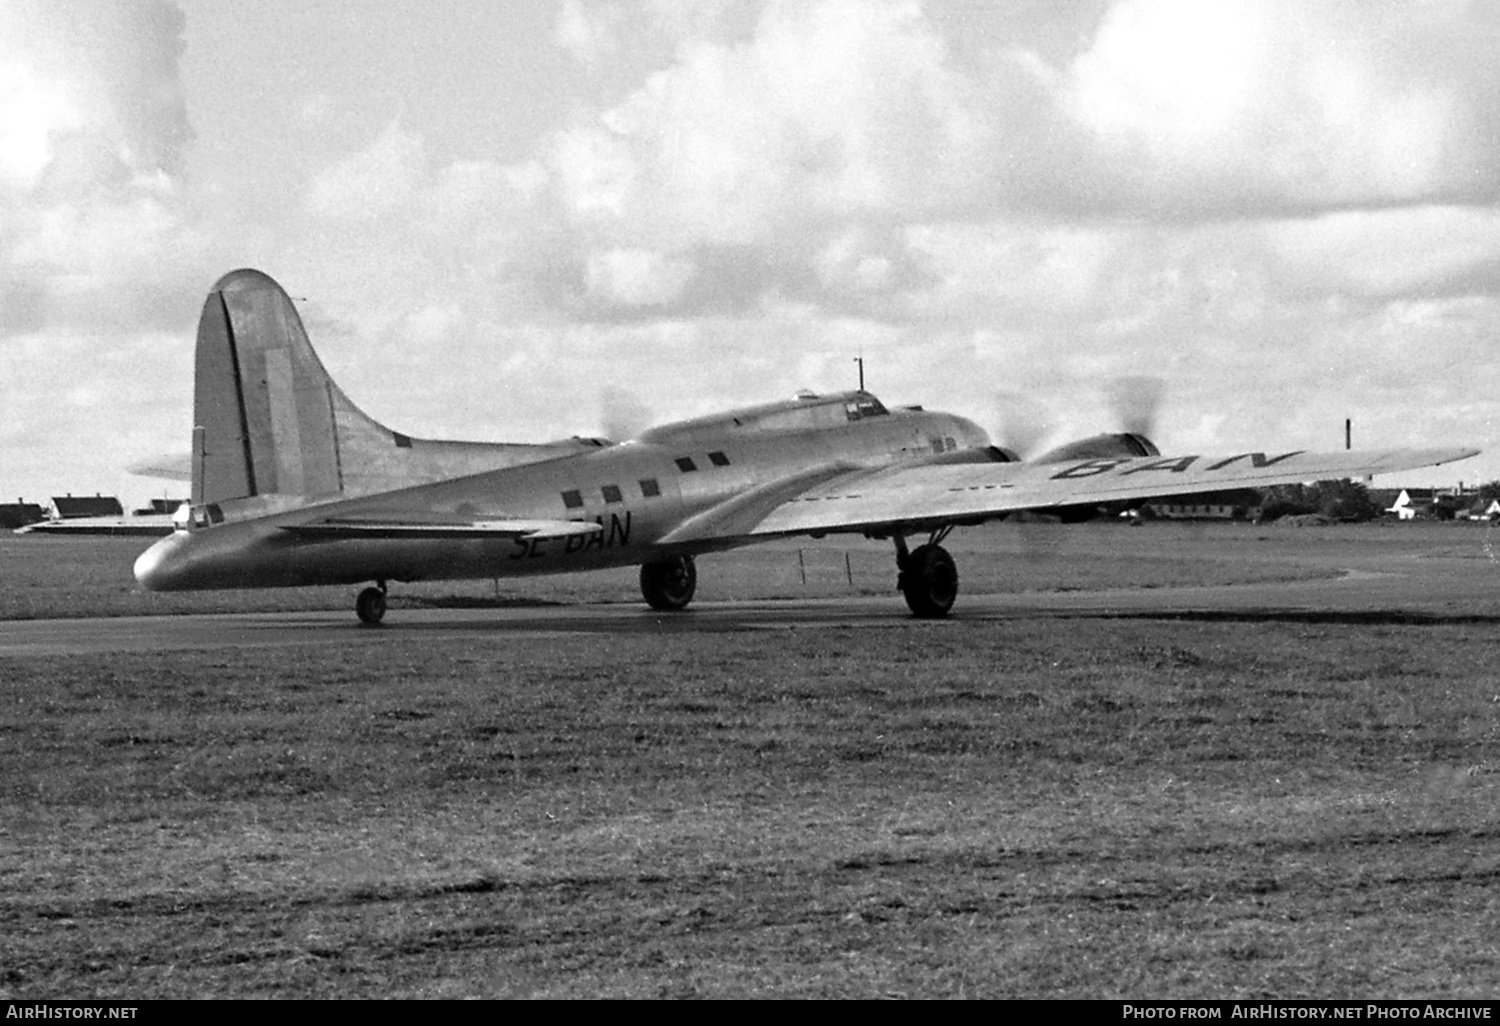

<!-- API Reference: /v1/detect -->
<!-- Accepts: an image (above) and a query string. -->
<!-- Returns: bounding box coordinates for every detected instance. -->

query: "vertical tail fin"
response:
[194,269,351,503]
[192,269,605,508]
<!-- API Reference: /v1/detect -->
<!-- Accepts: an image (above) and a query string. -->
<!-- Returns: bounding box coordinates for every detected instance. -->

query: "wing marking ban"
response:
[1050,451,1304,480]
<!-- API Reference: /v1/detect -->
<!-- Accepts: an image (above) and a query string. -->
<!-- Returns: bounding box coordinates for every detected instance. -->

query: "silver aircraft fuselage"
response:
[134,398,990,591]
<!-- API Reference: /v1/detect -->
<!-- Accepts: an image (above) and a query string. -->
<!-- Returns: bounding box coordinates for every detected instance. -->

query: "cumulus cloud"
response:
[0,0,206,502]
[0,0,200,334]
[0,0,191,187]
[1266,206,1500,300]
[407,0,1497,335]
[274,0,1500,363]
[555,0,621,68]
[586,247,697,307]
[534,0,1481,280]
[306,119,429,221]
[550,0,981,245]
[1057,0,1500,214]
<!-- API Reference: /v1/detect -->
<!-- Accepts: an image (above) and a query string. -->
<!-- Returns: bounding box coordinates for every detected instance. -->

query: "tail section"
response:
[192,269,600,506]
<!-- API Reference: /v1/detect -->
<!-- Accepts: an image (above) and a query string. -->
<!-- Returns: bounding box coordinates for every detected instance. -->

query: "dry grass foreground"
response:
[1,521,1498,997]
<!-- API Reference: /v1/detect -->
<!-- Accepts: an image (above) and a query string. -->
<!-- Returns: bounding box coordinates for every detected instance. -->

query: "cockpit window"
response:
[845,395,889,421]
[175,503,224,532]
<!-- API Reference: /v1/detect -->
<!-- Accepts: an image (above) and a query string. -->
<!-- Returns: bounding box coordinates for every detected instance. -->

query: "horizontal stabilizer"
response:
[280,514,603,540]
[127,454,193,481]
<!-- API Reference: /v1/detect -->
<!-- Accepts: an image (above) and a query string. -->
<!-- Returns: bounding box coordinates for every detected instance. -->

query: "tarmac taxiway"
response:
[3,551,1497,657]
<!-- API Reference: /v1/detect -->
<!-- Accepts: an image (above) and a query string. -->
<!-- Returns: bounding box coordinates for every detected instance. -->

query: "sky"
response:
[3,0,1500,507]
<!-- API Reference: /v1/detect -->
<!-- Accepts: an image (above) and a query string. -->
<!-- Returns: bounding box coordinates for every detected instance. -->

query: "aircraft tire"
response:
[356,586,387,626]
[641,555,696,611]
[900,543,957,618]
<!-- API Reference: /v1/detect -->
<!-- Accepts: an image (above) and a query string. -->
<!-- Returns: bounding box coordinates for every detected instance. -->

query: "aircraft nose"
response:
[134,532,187,591]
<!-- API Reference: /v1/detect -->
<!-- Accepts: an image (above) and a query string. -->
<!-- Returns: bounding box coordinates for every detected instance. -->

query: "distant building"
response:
[1144,489,1261,521]
[0,500,46,530]
[1381,489,1421,521]
[1371,486,1480,521]
[50,494,124,519]
[1467,499,1500,521]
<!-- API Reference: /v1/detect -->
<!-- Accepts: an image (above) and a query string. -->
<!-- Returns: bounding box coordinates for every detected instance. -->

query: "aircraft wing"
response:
[661,446,1480,543]
[281,513,602,540]
[127,454,193,481]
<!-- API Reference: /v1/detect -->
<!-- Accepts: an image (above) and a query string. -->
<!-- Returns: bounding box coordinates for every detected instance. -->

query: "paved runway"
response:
[3,551,1497,657]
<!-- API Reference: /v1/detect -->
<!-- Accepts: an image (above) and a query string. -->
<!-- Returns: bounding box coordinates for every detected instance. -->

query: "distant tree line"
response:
[1253,479,1500,523]
[1255,481,1383,522]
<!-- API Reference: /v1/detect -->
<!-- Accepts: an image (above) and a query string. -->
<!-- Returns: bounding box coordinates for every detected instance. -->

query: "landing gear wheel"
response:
[356,585,387,626]
[900,543,957,619]
[640,555,697,611]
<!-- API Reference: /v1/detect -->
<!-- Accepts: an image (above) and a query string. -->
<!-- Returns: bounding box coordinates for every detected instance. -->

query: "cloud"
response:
[547,0,1500,239]
[586,247,697,306]
[1266,206,1500,300]
[1055,0,1500,214]
[555,0,621,68]
[280,0,1500,341]
[0,0,200,336]
[550,0,981,245]
[305,119,429,221]
[0,0,207,504]
[0,0,191,196]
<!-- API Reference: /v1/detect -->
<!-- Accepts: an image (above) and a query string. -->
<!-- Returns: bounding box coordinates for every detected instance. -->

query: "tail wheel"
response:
[641,555,697,611]
[356,584,387,626]
[900,543,957,619]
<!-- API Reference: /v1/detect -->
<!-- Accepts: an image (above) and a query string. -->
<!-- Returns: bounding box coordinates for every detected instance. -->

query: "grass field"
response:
[2,521,1498,997]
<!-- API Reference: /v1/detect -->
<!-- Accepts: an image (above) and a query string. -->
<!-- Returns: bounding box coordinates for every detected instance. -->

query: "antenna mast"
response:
[854,356,865,391]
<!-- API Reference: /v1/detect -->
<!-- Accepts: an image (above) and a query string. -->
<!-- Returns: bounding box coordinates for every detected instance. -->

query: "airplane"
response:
[133,268,1480,625]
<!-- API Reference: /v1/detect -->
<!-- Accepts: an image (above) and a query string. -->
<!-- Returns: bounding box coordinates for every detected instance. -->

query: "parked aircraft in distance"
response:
[133,269,1479,624]
[18,513,176,537]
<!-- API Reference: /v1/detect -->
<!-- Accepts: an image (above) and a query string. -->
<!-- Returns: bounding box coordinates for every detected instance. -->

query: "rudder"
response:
[193,269,357,503]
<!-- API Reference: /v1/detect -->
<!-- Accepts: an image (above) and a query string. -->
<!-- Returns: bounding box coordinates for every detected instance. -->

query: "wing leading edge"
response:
[668,446,1481,543]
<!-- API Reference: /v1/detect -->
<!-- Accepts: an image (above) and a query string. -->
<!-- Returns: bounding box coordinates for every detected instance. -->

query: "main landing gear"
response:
[894,528,958,619]
[355,580,387,626]
[641,555,696,611]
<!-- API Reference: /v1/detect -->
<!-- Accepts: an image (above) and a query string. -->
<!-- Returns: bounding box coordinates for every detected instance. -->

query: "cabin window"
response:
[675,457,697,472]
[639,478,661,498]
[944,436,956,451]
[561,489,584,509]
[708,450,730,467]
[929,437,945,454]
[857,397,887,418]
[601,484,623,504]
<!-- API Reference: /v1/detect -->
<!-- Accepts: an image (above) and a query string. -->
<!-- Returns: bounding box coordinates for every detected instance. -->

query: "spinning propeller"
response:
[599,386,653,443]
[995,375,1165,461]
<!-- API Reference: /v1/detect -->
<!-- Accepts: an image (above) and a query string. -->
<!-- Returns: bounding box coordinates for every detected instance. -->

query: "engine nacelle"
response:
[1026,432,1159,522]
[1032,432,1159,464]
